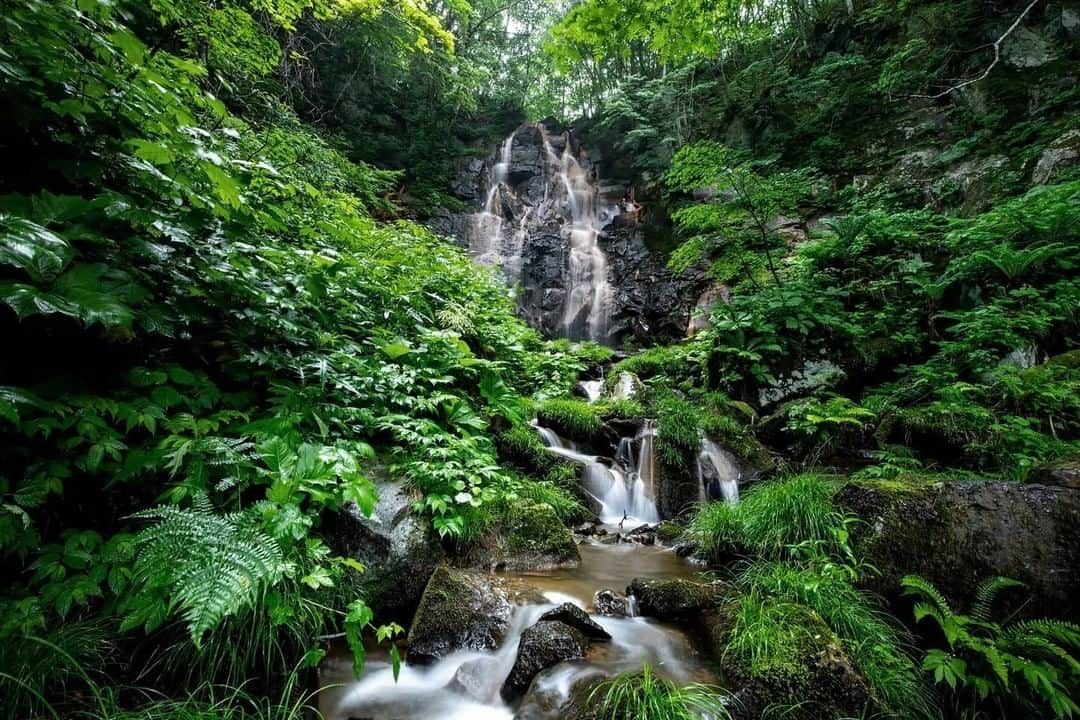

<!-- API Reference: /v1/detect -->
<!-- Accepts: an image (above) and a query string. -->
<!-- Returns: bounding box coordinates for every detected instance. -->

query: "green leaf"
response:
[0,215,72,280]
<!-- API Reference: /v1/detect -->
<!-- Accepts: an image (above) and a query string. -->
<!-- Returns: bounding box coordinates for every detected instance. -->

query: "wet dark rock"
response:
[1029,457,1080,489]
[627,577,717,620]
[1032,129,1080,184]
[592,588,630,617]
[321,477,444,624]
[450,656,502,702]
[838,478,1080,619]
[574,522,598,536]
[539,602,611,640]
[514,670,606,720]
[405,565,512,665]
[501,620,589,702]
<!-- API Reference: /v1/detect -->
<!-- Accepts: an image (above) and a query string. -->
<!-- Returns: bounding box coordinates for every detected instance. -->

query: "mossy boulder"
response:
[717,605,871,720]
[505,502,581,569]
[1029,456,1080,489]
[321,477,445,624]
[406,565,513,664]
[838,478,1080,619]
[462,501,581,571]
[654,520,683,544]
[626,577,718,621]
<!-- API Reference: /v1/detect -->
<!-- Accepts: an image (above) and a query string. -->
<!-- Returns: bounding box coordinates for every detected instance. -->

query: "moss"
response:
[505,502,579,566]
[596,399,646,423]
[655,520,683,543]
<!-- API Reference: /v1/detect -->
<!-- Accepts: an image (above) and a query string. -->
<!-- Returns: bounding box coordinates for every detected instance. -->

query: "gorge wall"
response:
[430,121,700,346]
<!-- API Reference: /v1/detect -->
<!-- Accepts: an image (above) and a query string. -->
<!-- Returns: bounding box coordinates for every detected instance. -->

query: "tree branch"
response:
[909,0,1042,100]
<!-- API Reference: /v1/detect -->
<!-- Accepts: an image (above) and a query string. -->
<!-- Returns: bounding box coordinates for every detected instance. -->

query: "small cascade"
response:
[470,132,517,270]
[635,420,658,508]
[611,372,637,400]
[579,380,603,403]
[533,422,658,525]
[697,437,741,504]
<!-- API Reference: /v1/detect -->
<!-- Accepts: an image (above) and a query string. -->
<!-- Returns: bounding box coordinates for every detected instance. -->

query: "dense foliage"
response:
[1,0,1077,718]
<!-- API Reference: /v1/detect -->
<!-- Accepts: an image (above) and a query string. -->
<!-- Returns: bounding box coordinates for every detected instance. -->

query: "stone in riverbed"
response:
[501,620,589,702]
[626,577,717,621]
[539,602,611,640]
[405,565,512,665]
[592,588,630,617]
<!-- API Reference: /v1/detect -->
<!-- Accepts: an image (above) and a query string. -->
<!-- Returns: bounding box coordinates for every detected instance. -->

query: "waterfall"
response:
[579,380,603,403]
[630,418,656,520]
[540,127,614,343]
[469,132,520,276]
[611,372,637,400]
[697,438,741,504]
[533,422,658,524]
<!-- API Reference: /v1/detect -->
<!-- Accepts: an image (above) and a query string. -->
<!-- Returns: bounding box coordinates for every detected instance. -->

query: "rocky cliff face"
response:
[429,121,701,346]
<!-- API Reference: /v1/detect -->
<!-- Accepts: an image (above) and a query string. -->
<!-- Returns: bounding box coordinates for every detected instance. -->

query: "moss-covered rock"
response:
[654,520,683,544]
[461,501,581,571]
[717,604,871,720]
[838,477,1080,619]
[626,577,718,621]
[405,565,513,665]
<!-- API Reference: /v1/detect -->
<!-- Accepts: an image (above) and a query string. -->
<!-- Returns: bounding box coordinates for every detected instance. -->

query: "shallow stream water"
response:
[318,537,716,720]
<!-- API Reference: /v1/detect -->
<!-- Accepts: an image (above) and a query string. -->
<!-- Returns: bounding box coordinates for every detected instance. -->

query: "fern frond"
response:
[126,498,285,644]
[1007,619,1080,650]
[902,575,954,618]
[971,576,1023,623]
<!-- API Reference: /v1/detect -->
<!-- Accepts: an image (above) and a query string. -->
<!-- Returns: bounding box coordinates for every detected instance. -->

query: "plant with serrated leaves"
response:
[903,574,1080,718]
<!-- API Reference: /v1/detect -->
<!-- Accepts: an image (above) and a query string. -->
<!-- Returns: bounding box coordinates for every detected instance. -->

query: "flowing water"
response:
[534,423,659,525]
[467,123,616,343]
[579,379,604,403]
[697,438,741,503]
[318,542,714,720]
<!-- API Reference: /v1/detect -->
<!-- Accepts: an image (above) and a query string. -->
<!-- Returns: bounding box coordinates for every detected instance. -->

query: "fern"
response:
[905,574,1080,718]
[971,576,1024,624]
[123,497,287,644]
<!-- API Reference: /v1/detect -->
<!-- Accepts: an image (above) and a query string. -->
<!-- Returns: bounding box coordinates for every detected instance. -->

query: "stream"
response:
[319,408,740,719]
[318,540,715,720]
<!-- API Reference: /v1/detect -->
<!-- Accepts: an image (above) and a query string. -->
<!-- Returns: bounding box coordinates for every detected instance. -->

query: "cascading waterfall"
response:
[540,128,615,343]
[697,437,741,504]
[532,422,658,524]
[578,380,603,403]
[470,132,520,272]
[466,122,616,344]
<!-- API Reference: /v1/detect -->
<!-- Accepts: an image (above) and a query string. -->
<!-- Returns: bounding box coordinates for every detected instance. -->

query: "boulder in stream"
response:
[501,620,589,702]
[627,577,717,621]
[539,602,611,640]
[592,588,630,617]
[405,565,512,664]
[839,478,1080,619]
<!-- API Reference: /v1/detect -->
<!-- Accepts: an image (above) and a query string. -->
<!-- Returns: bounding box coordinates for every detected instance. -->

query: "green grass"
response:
[737,474,841,556]
[589,662,731,720]
[729,560,935,719]
[536,398,604,437]
[687,474,842,561]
